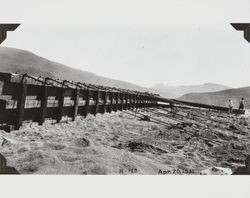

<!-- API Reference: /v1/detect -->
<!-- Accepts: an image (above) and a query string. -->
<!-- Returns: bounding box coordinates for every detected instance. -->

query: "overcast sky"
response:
[1,1,250,196]
[1,0,250,88]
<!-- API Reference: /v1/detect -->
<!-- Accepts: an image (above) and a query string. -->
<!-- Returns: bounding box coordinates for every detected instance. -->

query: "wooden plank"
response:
[56,87,65,123]
[170,99,226,111]
[83,89,90,117]
[72,88,80,121]
[14,83,27,129]
[39,85,48,125]
[94,90,100,116]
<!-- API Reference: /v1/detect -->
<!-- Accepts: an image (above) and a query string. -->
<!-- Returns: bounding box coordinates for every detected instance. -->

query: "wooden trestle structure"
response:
[0,72,244,132]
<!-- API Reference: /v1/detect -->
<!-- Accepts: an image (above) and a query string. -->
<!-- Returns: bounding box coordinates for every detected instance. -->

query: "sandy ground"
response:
[0,107,250,175]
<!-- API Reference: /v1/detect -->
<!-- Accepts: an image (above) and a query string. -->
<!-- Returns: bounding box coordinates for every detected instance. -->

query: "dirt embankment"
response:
[0,107,249,175]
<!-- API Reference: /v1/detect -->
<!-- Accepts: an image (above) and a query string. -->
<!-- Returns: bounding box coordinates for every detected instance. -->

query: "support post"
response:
[124,93,128,110]
[115,92,119,112]
[15,83,27,130]
[72,88,80,121]
[103,91,108,113]
[57,87,65,123]
[135,94,138,109]
[108,91,114,113]
[121,92,124,110]
[153,97,157,107]
[83,89,90,118]
[138,95,141,108]
[144,96,148,108]
[129,94,132,109]
[94,90,100,116]
[133,94,136,109]
[142,95,145,108]
[39,85,48,125]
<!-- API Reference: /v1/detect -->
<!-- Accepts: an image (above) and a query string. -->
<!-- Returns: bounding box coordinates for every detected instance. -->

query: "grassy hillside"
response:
[179,87,250,109]
[0,47,159,93]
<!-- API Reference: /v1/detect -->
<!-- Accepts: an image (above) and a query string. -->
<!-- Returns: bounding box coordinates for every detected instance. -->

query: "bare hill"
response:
[153,83,230,98]
[179,87,250,109]
[0,47,160,93]
[1,107,249,174]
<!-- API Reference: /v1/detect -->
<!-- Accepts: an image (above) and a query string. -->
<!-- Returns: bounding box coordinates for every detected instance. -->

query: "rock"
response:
[184,134,191,141]
[150,125,158,130]
[233,156,250,175]
[200,166,232,175]
[74,137,90,147]
[1,138,11,147]
[193,130,202,137]
[176,122,193,128]
[204,140,214,147]
[0,154,19,174]
[227,157,245,164]
[17,147,29,154]
[231,142,245,150]
[176,145,184,149]
[229,124,238,130]
[140,115,150,122]
[126,141,168,154]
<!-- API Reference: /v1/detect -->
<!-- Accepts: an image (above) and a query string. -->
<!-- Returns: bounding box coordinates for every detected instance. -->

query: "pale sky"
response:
[1,0,250,88]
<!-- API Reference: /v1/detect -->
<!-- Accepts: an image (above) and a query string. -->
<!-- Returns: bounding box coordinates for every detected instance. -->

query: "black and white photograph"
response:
[0,0,250,197]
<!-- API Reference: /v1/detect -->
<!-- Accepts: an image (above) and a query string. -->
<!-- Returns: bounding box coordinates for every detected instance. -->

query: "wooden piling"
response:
[72,88,79,121]
[83,89,90,118]
[39,85,48,125]
[15,83,27,130]
[115,92,119,112]
[57,87,65,123]
[108,91,114,113]
[124,93,128,110]
[121,92,124,110]
[133,94,136,109]
[129,94,132,109]
[149,96,152,107]
[94,90,100,116]
[103,91,108,113]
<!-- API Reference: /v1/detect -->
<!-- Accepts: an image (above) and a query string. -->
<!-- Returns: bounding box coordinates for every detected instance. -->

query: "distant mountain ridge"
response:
[152,83,230,98]
[179,86,250,109]
[0,47,238,102]
[0,47,158,93]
